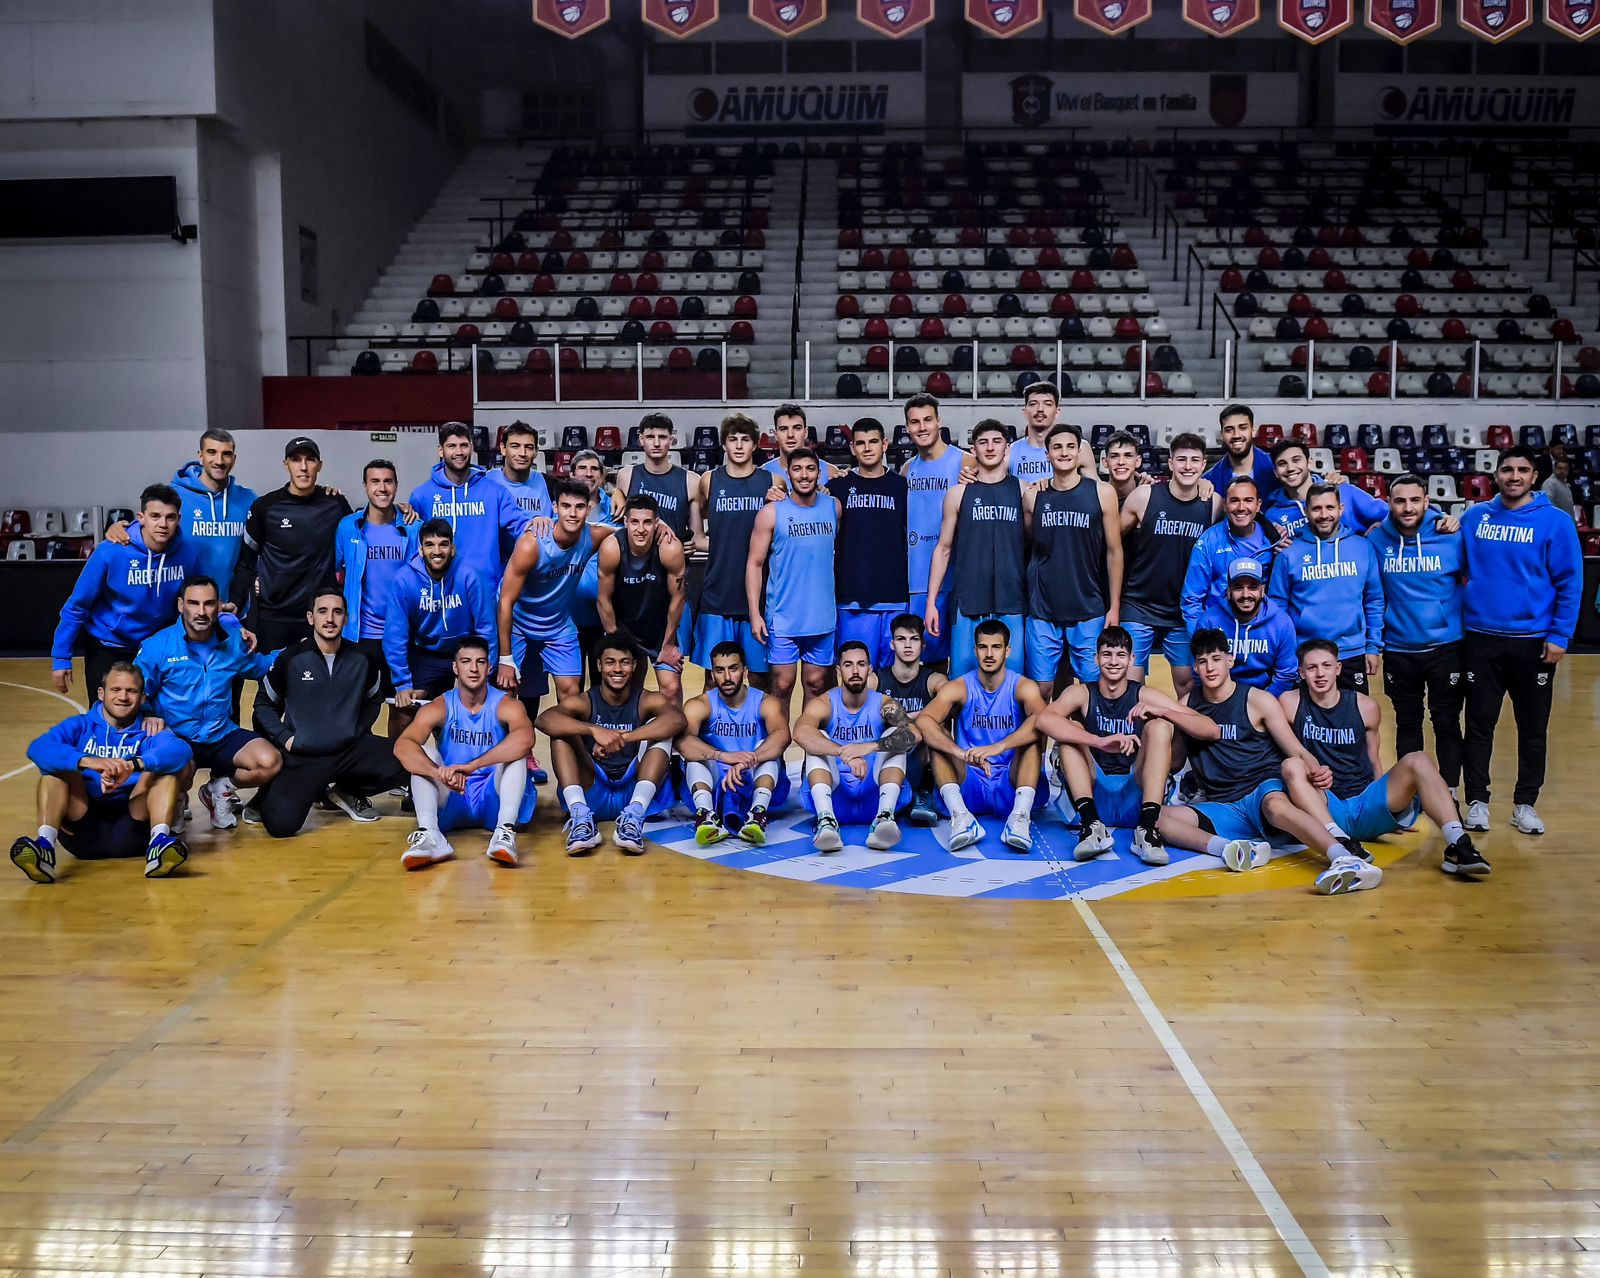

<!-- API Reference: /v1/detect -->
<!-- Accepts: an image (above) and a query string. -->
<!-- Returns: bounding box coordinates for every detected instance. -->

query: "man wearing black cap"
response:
[826,417,909,668]
[231,437,352,652]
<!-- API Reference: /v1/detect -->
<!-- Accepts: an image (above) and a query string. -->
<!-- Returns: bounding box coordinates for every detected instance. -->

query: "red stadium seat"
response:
[743,229,765,249]
[411,350,438,373]
[1394,294,1421,318]
[1291,422,1318,445]
[1407,247,1431,268]
[729,320,755,343]
[559,346,580,370]
[454,323,481,345]
[1010,344,1037,368]
[1038,246,1062,268]
[533,273,556,295]
[943,293,967,317]
[1257,246,1281,268]
[1144,371,1165,396]
[1303,316,1330,340]
[551,449,575,476]
[888,247,911,269]
[491,252,515,273]
[889,269,913,291]
[1114,317,1141,339]
[920,317,945,339]
[1442,317,1469,341]
[1257,423,1285,448]
[1112,246,1138,270]
[428,274,454,297]
[1050,292,1076,316]
[610,273,634,294]
[1071,269,1097,291]
[517,251,539,273]
[861,247,885,269]
[525,348,552,373]
[959,227,983,247]
[1243,226,1268,247]
[1340,447,1371,473]
[628,296,652,318]
[1007,227,1030,247]
[1288,292,1314,317]
[1578,345,1600,371]
[566,250,589,272]
[1220,268,1245,293]
[1485,424,1514,449]
[926,370,954,396]
[649,319,675,342]
[594,426,622,452]
[865,345,890,369]
[837,295,860,319]
[654,296,679,319]
[667,346,693,370]
[1307,247,1331,269]
[598,229,622,250]
[1323,269,1347,291]
[1018,268,1043,292]
[1366,372,1391,397]
[1452,269,1477,291]
[1552,318,1579,343]
[734,295,758,318]
[493,297,520,321]
[864,317,889,340]
[551,230,574,250]
[1351,472,1387,498]
[1464,474,1494,501]
[838,228,861,248]
[641,251,664,272]
[636,272,659,293]
[889,294,913,317]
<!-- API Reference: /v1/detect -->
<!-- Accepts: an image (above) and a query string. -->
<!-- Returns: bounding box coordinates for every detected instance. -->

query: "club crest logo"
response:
[857,0,933,37]
[778,1,802,17]
[533,0,611,37]
[669,0,693,19]
[1459,0,1530,37]
[1545,0,1594,31]
[750,0,827,32]
[968,0,1043,32]
[1278,0,1351,40]
[644,0,718,37]
[1184,0,1260,36]
[560,0,584,19]
[1367,0,1439,40]
[1075,0,1152,33]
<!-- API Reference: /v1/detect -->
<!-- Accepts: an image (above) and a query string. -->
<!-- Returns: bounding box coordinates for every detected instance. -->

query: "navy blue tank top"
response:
[875,664,932,717]
[1293,689,1373,800]
[828,470,908,608]
[700,467,769,618]
[1027,480,1108,623]
[1185,683,1282,803]
[1085,680,1142,777]
[627,464,691,540]
[953,477,1026,618]
[613,537,670,650]
[586,685,643,782]
[1123,485,1213,629]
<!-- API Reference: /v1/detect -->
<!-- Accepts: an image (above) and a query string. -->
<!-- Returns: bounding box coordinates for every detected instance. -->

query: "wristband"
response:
[498,656,518,667]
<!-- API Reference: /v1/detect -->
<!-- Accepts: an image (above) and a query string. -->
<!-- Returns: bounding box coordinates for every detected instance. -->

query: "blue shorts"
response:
[1123,621,1193,672]
[695,761,792,820]
[558,753,673,822]
[514,623,582,680]
[836,606,905,669]
[1025,615,1107,684]
[404,646,457,696]
[692,612,769,673]
[61,798,147,859]
[768,631,835,668]
[1092,765,1143,829]
[186,728,264,778]
[802,755,910,824]
[958,758,1048,819]
[438,765,538,832]
[909,591,952,663]
[949,611,1025,677]
[1191,778,1285,843]
[1328,774,1420,842]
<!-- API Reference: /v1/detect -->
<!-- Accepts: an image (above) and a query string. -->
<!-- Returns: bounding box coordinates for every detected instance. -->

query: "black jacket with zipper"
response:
[254,639,384,757]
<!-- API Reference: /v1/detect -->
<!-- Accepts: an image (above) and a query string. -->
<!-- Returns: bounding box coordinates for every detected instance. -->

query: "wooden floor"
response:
[1,656,1598,1276]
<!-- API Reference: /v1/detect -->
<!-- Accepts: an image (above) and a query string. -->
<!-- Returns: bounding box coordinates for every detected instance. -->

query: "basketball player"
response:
[828,417,909,668]
[677,641,792,846]
[1101,432,1146,506]
[1459,445,1583,836]
[1022,422,1122,697]
[901,393,965,667]
[486,421,551,560]
[384,519,498,712]
[616,412,696,542]
[394,636,536,869]
[1198,559,1298,694]
[872,613,946,826]
[409,422,531,582]
[537,634,685,856]
[762,403,834,491]
[14,664,193,883]
[1035,626,1217,866]
[1180,476,1274,632]
[1119,432,1218,699]
[693,414,771,681]
[793,640,918,853]
[336,460,420,661]
[1201,404,1279,502]
[1153,629,1381,895]
[746,448,841,704]
[1367,473,1466,788]
[1267,484,1384,691]
[596,495,689,704]
[1264,439,1387,539]
[1280,640,1489,878]
[913,620,1048,853]
[170,428,258,603]
[924,420,1028,677]
[52,483,200,696]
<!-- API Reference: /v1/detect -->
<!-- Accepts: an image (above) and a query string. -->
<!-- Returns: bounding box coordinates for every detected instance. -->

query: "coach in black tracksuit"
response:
[251,588,405,838]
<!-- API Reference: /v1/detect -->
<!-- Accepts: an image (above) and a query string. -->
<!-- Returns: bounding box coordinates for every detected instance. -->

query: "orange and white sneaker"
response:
[486,823,519,866]
[402,828,454,871]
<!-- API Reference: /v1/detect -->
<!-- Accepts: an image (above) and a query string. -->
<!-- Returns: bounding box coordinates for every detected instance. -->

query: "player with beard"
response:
[1198,559,1298,694]
[1263,438,1388,541]
[1201,404,1279,502]
[677,642,792,846]
[900,394,965,667]
[1180,476,1275,633]
[872,613,946,826]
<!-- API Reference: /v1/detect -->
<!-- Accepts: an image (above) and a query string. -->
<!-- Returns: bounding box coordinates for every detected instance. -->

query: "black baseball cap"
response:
[283,436,321,459]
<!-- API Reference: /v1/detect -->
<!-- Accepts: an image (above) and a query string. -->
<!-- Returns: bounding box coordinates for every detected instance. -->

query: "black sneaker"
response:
[1441,835,1491,877]
[1338,838,1374,864]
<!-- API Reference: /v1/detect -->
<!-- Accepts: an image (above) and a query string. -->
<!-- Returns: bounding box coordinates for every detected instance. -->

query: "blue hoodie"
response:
[1366,509,1464,653]
[383,552,498,689]
[171,463,257,601]
[1268,527,1385,660]
[409,462,530,581]
[336,508,422,641]
[134,616,277,745]
[1460,491,1584,647]
[1181,520,1275,632]
[1199,596,1299,693]
[52,524,201,669]
[1203,448,1279,504]
[1264,483,1388,541]
[27,703,193,801]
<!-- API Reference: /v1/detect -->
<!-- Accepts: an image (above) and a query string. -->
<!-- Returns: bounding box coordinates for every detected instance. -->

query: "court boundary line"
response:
[0,679,86,788]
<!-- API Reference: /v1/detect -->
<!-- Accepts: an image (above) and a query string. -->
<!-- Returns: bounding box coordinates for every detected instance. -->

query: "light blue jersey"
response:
[957,669,1024,753]
[512,530,597,641]
[767,496,837,638]
[826,688,886,746]
[1008,438,1050,485]
[904,446,965,594]
[439,687,512,772]
[703,686,767,753]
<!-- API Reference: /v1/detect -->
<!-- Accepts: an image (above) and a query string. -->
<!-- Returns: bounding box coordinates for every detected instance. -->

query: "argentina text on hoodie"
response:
[1264,482,1389,542]
[1459,491,1583,647]
[134,616,277,745]
[1198,597,1299,693]
[1268,526,1385,659]
[51,523,200,669]
[1366,508,1465,653]
[27,704,193,801]
[408,462,531,581]
[383,552,498,689]
[1179,520,1275,632]
[171,463,257,600]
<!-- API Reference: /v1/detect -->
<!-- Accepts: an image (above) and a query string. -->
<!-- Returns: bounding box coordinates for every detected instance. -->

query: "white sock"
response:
[562,784,588,814]
[1441,819,1464,843]
[38,824,57,843]
[628,779,657,810]
[684,761,714,812]
[1206,835,1228,858]
[1324,820,1348,839]
[941,783,972,822]
[750,785,773,813]
[878,782,900,815]
[150,823,170,839]
[495,763,527,828]
[810,783,835,819]
[409,775,442,831]
[1011,786,1035,821]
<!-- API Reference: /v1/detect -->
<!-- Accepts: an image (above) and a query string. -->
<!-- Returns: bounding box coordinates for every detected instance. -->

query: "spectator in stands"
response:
[1542,455,1576,518]
[408,422,530,582]
[1199,559,1298,695]
[1264,439,1387,539]
[384,519,498,720]
[1202,404,1280,503]
[1180,476,1274,634]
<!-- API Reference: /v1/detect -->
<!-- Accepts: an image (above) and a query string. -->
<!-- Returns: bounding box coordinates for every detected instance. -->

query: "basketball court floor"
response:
[1,653,1597,1276]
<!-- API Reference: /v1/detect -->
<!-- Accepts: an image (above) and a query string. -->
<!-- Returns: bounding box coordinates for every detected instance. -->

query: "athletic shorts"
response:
[60,799,148,860]
[835,607,906,669]
[1092,765,1143,830]
[438,766,537,833]
[958,759,1048,819]
[513,622,582,680]
[950,611,1025,677]
[694,761,792,820]
[405,647,457,698]
[1123,621,1193,672]
[768,631,835,668]
[187,728,264,778]
[692,612,769,673]
[802,754,910,824]
[909,591,952,664]
[1025,615,1107,685]
[1327,773,1420,842]
[561,754,674,822]
[1191,778,1286,844]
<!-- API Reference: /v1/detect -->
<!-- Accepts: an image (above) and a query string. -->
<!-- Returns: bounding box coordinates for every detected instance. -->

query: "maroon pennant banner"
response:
[1183,0,1262,36]
[857,0,935,36]
[533,0,611,36]
[966,0,1045,35]
[1459,0,1531,35]
[750,0,829,33]
[1075,0,1153,34]
[1544,0,1596,36]
[1366,0,1441,37]
[643,0,720,34]
[1278,0,1353,39]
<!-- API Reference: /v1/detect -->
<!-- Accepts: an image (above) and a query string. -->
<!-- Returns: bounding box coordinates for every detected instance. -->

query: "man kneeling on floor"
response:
[14,663,193,883]
[537,633,685,857]
[394,636,536,869]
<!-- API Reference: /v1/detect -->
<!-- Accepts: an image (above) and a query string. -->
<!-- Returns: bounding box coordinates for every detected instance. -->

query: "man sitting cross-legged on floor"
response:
[1279,638,1490,880]
[393,636,536,870]
[1035,624,1219,869]
[537,634,686,857]
[792,640,918,855]
[1156,628,1384,896]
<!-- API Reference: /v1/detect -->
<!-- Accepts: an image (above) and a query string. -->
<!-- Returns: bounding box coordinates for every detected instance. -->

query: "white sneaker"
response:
[1001,812,1032,853]
[813,814,843,853]
[865,812,901,851]
[1221,839,1272,872]
[947,811,985,852]
[487,823,518,866]
[401,828,454,870]
[1464,800,1490,832]
[1073,819,1114,861]
[1314,854,1384,895]
[1133,827,1169,866]
[1510,804,1545,835]
[199,778,238,830]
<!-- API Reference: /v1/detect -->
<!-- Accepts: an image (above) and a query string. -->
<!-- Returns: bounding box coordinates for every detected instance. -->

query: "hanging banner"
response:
[967,0,1045,35]
[1366,0,1441,37]
[533,0,612,35]
[1183,0,1262,35]
[1075,0,1153,34]
[750,0,829,33]
[1278,0,1353,39]
[1459,0,1532,36]
[857,0,935,35]
[1545,0,1596,36]
[644,0,720,34]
